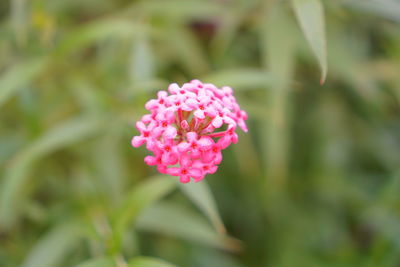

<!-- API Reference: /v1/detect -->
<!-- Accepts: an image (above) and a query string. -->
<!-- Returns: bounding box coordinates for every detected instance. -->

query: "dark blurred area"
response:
[1,0,400,266]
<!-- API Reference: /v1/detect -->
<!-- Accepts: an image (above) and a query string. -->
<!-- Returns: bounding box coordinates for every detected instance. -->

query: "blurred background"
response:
[1,0,400,266]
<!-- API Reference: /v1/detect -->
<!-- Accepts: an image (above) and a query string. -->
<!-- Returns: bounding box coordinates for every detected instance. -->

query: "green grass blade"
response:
[76,257,116,267]
[292,0,328,83]
[21,222,84,267]
[178,180,226,234]
[0,57,47,108]
[133,0,222,20]
[202,68,274,90]
[261,4,297,195]
[130,35,155,83]
[0,116,102,228]
[345,0,400,23]
[165,27,209,76]
[129,256,176,267]
[56,19,144,55]
[136,202,241,252]
[110,176,177,253]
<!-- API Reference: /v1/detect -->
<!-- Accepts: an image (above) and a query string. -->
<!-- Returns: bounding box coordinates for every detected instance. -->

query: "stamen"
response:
[207,131,227,138]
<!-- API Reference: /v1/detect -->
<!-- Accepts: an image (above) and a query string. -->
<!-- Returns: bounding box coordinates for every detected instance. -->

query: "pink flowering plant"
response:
[131,80,248,183]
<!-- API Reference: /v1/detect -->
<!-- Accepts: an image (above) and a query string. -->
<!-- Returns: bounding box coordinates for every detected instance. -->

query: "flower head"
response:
[131,80,248,183]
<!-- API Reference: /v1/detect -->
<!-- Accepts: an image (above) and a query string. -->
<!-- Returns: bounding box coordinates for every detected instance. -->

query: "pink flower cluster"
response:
[131,80,248,183]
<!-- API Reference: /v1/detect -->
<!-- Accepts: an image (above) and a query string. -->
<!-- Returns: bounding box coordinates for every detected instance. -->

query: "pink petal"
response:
[224,116,236,126]
[163,138,175,146]
[144,155,157,165]
[202,151,214,163]
[214,152,222,165]
[212,116,223,128]
[146,139,157,150]
[205,107,217,117]
[180,103,192,111]
[152,127,164,138]
[204,83,218,91]
[177,142,190,152]
[136,121,147,132]
[222,86,233,94]
[189,168,203,179]
[157,164,167,174]
[185,98,198,109]
[192,160,203,169]
[164,126,177,139]
[186,132,198,142]
[164,109,175,121]
[197,137,213,150]
[180,154,192,168]
[131,136,145,147]
[181,83,194,91]
[241,110,248,120]
[145,99,159,110]
[231,132,238,144]
[155,112,165,121]
[167,167,181,176]
[168,83,180,94]
[219,135,231,149]
[208,165,218,174]
[147,121,158,130]
[239,120,248,132]
[184,91,197,98]
[222,96,233,108]
[193,176,205,183]
[203,124,214,133]
[191,149,201,158]
[194,110,205,119]
[157,90,168,99]
[180,175,190,183]
[198,91,208,99]
[190,79,203,87]
[162,152,178,165]
[141,114,153,123]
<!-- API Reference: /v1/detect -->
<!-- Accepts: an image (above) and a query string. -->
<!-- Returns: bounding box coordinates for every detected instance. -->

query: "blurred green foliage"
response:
[1,0,400,266]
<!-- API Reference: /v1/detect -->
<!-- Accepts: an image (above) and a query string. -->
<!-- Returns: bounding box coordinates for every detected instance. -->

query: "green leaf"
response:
[56,19,144,55]
[345,0,400,23]
[165,26,209,76]
[178,180,226,234]
[263,7,297,83]
[292,0,328,83]
[261,4,297,194]
[76,257,116,267]
[110,176,177,253]
[202,69,274,90]
[133,0,223,20]
[0,57,47,108]
[92,124,127,204]
[130,35,155,83]
[129,256,176,267]
[10,0,28,46]
[21,222,84,267]
[0,116,102,228]
[136,202,241,251]
[210,8,243,60]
